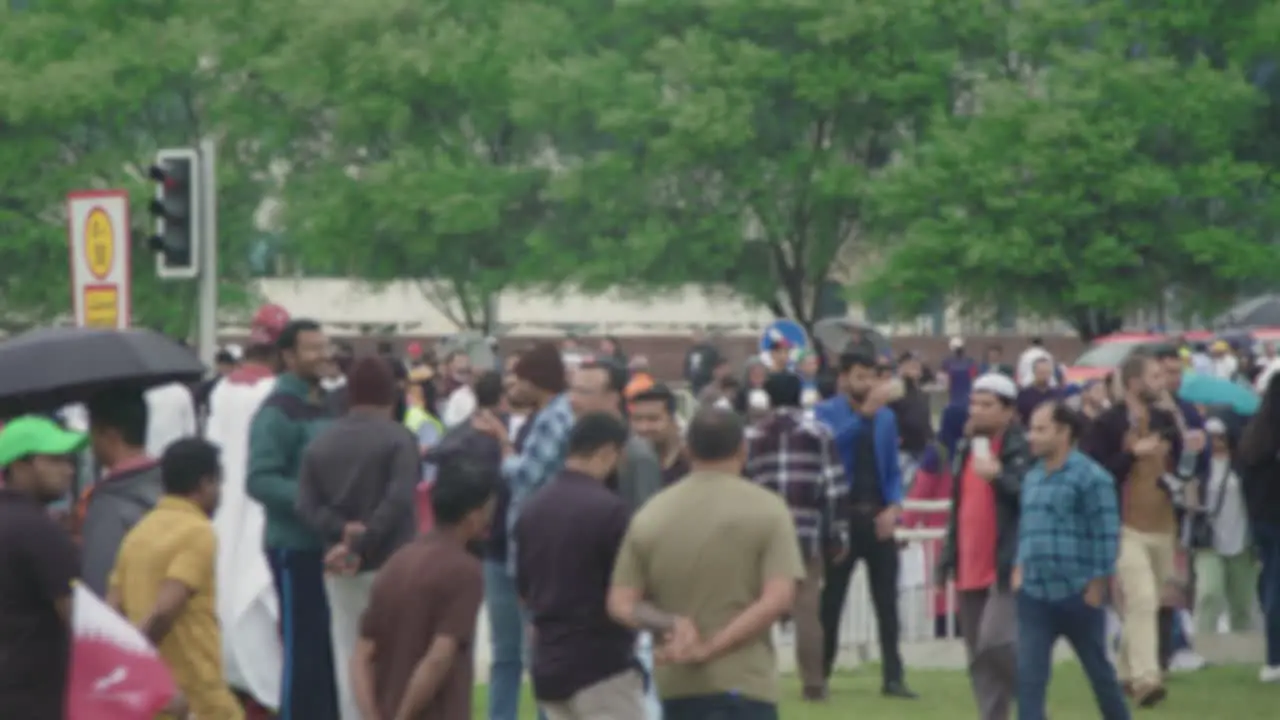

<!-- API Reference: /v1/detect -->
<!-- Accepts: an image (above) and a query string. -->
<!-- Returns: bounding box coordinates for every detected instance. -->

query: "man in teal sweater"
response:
[246,318,336,720]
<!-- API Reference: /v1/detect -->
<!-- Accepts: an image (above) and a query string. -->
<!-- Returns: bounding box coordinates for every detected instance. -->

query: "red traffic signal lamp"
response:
[147,148,200,279]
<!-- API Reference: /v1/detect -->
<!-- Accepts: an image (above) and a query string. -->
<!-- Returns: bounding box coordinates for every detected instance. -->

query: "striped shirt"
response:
[745,408,849,559]
[1017,450,1120,601]
[503,393,574,573]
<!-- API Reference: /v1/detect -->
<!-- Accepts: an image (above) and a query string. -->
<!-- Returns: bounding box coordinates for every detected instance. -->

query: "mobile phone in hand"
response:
[972,437,992,461]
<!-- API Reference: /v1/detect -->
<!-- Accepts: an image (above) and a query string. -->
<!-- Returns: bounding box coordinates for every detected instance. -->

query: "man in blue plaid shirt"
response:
[1014,400,1129,720]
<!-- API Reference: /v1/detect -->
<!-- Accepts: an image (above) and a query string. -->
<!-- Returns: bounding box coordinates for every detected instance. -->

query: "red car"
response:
[1063,332,1167,384]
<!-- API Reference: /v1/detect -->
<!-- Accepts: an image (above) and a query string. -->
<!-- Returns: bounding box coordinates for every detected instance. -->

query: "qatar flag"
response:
[66,583,178,720]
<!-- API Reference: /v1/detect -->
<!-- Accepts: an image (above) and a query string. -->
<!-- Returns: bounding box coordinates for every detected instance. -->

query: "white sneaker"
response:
[1261,665,1280,683]
[1168,649,1207,673]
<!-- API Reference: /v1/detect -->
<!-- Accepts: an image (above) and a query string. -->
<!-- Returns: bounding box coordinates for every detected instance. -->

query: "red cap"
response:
[249,303,290,345]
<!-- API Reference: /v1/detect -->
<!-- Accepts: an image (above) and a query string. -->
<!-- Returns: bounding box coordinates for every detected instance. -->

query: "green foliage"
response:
[0,0,269,334]
[862,0,1280,338]
[3,0,1280,339]
[239,0,591,331]
[519,0,996,328]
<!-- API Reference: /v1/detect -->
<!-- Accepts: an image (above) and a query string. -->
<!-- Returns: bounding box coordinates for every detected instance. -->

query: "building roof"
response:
[252,278,774,335]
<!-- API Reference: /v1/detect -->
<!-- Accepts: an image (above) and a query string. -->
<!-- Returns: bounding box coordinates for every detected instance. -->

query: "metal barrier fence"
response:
[770,498,960,672]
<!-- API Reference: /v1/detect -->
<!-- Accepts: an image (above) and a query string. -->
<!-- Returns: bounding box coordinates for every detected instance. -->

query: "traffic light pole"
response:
[196,138,218,368]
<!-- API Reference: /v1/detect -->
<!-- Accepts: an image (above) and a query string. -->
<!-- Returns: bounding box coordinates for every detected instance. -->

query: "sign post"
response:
[758,318,809,365]
[66,190,132,329]
[196,138,219,367]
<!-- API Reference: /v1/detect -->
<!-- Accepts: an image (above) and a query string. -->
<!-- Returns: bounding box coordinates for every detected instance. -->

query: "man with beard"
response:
[471,342,572,720]
[1082,352,1181,707]
[247,318,339,720]
[938,373,1031,720]
[568,361,662,511]
[815,351,917,699]
[629,385,689,486]
[1016,402,1128,720]
[1152,345,1209,673]
[890,352,933,490]
[207,302,291,717]
[0,417,87,720]
[517,413,646,719]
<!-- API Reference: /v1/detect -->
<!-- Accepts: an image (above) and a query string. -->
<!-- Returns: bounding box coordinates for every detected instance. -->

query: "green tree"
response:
[0,0,270,335]
[516,0,999,330]
[238,0,584,332]
[863,2,1280,339]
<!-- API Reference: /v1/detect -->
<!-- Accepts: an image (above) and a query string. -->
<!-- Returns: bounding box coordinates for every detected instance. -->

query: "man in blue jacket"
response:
[814,350,917,700]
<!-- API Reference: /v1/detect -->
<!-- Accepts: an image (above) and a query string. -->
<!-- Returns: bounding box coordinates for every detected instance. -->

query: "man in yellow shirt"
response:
[108,437,243,720]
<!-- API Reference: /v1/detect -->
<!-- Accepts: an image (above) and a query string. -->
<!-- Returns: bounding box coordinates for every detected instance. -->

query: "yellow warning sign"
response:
[84,207,114,280]
[83,285,120,328]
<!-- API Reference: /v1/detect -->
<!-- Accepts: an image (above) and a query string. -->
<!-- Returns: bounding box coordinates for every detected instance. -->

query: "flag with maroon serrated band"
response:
[66,583,177,720]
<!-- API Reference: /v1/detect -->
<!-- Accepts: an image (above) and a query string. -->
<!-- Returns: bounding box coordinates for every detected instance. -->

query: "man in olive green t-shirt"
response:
[608,408,804,720]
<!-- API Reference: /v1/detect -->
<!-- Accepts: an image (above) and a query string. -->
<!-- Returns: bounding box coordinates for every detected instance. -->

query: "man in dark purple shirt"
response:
[515,412,645,719]
[1016,358,1060,426]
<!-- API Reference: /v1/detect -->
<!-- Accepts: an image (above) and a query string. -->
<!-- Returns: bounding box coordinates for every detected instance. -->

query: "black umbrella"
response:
[0,327,205,416]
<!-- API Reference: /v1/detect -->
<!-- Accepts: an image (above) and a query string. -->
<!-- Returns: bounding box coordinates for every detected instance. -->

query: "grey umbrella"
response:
[0,326,205,416]
[438,331,497,371]
[1213,294,1280,328]
[812,318,891,361]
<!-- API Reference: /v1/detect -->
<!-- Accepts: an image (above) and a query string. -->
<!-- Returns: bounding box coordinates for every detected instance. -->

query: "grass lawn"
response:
[472,664,1276,719]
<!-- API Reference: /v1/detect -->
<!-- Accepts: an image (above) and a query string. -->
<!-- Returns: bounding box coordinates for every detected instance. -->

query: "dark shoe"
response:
[1133,683,1167,708]
[881,681,919,699]
[802,685,827,702]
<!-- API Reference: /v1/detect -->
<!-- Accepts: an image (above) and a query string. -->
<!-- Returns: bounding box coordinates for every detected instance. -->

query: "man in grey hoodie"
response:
[568,359,663,718]
[569,360,662,511]
[80,387,163,596]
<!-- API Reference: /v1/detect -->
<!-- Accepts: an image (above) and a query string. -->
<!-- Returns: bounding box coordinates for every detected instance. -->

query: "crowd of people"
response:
[1,306,1279,720]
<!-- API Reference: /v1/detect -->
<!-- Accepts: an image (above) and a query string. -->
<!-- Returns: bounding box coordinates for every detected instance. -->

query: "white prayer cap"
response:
[949,336,964,350]
[973,373,1018,400]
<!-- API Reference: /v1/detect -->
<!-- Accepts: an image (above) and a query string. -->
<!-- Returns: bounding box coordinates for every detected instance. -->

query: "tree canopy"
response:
[2,0,1279,337]
[0,0,267,334]
[861,0,1280,337]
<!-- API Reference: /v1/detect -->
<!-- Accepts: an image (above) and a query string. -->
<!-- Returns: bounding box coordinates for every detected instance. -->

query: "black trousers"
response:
[820,510,904,684]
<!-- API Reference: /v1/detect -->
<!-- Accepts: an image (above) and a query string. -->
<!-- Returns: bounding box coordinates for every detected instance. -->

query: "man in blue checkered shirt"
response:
[1014,400,1130,720]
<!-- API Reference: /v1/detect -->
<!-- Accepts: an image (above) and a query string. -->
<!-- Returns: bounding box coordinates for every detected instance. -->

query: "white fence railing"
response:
[472,498,1263,679]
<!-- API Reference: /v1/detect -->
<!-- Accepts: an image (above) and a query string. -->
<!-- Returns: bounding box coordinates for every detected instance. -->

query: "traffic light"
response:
[147,148,200,279]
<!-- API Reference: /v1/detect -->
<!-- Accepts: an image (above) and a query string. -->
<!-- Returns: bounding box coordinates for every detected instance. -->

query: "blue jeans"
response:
[1016,591,1129,720]
[1256,522,1280,666]
[485,561,542,720]
[662,694,777,720]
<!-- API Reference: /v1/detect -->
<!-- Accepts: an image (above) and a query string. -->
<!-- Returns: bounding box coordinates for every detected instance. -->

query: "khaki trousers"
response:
[793,557,825,688]
[1115,527,1175,686]
[541,670,647,720]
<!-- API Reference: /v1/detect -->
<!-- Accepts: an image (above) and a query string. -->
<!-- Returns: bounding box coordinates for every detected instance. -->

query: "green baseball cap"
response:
[0,416,89,467]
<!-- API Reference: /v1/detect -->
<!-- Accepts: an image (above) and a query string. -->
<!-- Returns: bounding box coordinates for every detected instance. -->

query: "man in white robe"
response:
[145,382,197,456]
[206,304,290,714]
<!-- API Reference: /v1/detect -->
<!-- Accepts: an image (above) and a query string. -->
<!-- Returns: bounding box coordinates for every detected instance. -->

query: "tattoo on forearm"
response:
[632,602,675,633]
